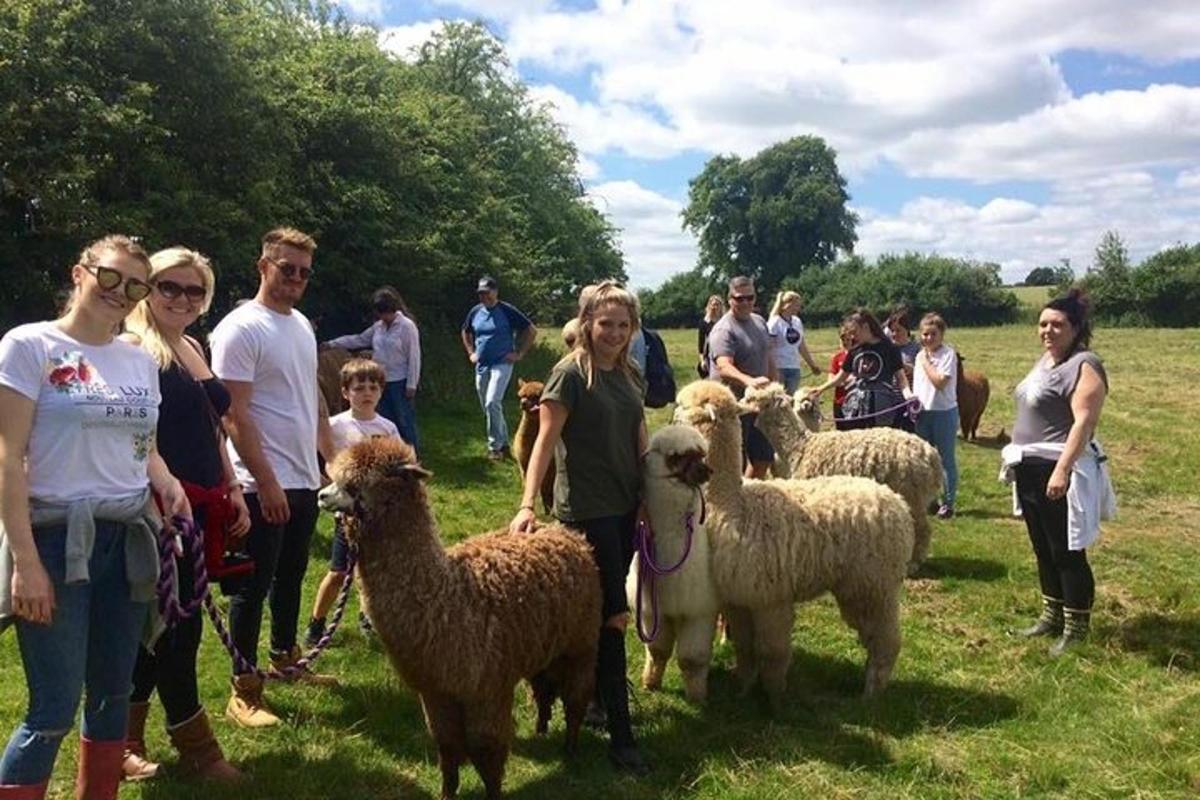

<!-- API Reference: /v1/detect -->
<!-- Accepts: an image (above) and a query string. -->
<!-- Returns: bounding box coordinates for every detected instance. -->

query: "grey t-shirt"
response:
[707,312,769,397]
[1012,350,1107,445]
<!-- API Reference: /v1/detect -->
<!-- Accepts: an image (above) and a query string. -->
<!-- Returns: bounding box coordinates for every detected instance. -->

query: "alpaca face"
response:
[792,395,823,432]
[646,426,711,489]
[517,379,545,415]
[319,438,432,520]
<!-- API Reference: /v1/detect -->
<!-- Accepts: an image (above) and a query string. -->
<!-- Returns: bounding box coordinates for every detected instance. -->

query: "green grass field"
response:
[2,324,1199,799]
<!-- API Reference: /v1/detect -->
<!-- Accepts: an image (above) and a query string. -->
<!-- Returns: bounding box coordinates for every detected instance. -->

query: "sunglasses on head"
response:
[265,256,313,281]
[731,293,756,303]
[85,264,151,302]
[154,279,207,303]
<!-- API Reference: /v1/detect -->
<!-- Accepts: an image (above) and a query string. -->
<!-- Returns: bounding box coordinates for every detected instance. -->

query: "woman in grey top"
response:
[1010,289,1107,656]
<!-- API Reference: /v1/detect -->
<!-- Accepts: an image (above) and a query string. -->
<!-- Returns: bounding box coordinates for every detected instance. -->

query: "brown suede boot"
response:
[122,701,160,781]
[167,710,244,783]
[226,673,281,728]
[269,645,339,687]
[75,738,124,800]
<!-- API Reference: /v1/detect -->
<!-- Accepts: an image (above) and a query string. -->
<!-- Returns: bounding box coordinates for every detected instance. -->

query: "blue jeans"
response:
[475,362,514,452]
[916,407,959,507]
[778,368,802,394]
[0,522,150,784]
[379,379,420,453]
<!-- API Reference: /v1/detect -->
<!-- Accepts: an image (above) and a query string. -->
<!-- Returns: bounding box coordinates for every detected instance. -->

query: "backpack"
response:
[641,328,676,408]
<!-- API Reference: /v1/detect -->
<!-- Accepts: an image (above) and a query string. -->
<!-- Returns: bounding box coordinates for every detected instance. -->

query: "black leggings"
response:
[131,518,202,725]
[228,490,319,669]
[1015,460,1095,610]
[566,512,638,748]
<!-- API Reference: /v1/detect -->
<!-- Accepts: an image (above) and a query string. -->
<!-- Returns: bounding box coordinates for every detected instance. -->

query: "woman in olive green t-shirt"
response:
[510,281,650,776]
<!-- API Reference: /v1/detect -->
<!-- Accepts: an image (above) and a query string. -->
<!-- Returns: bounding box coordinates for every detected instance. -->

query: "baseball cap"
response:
[476,276,498,292]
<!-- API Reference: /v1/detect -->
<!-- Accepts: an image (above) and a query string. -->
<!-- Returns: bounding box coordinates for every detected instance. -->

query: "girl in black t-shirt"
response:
[807,308,912,429]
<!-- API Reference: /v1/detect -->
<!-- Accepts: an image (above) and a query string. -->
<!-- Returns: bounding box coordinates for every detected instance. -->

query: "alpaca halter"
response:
[157,516,355,681]
[634,490,706,644]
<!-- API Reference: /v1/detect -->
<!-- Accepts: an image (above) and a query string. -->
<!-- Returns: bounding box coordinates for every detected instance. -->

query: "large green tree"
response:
[681,135,857,294]
[0,3,620,332]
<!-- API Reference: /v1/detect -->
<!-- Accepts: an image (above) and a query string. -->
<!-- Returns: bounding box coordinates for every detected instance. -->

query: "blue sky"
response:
[348,1,1200,287]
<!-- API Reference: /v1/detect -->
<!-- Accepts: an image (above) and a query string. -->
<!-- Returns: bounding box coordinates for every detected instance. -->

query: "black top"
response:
[841,339,904,384]
[157,360,231,487]
[697,318,716,355]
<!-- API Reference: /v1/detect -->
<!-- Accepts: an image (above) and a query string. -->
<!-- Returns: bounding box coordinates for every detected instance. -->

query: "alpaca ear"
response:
[385,461,433,481]
[518,378,527,389]
[705,403,719,421]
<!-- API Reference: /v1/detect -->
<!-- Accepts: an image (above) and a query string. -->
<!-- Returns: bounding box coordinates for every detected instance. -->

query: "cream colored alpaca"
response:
[742,382,942,576]
[626,425,719,703]
[674,381,913,706]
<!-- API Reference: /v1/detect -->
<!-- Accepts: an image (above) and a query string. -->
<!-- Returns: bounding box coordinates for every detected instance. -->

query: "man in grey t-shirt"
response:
[708,275,777,478]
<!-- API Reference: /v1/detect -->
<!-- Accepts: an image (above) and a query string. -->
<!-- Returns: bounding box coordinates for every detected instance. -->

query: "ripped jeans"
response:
[0,522,149,784]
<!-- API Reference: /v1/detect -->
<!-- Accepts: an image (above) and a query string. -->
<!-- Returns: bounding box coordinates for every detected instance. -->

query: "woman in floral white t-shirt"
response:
[0,235,190,799]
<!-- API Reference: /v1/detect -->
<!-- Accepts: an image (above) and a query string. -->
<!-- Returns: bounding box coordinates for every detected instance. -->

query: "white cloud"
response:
[888,84,1200,181]
[857,172,1200,283]
[587,181,697,289]
[335,0,384,20]
[1178,168,1200,190]
[379,22,445,61]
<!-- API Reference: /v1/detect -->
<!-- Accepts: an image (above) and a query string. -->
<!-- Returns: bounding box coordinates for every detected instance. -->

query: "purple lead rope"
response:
[157,516,356,681]
[634,503,699,644]
[838,395,922,423]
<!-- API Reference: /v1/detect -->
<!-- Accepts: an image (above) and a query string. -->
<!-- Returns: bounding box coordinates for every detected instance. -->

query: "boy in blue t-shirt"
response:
[460,276,538,460]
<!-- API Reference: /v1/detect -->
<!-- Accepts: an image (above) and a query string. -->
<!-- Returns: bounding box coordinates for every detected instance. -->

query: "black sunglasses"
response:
[730,293,756,303]
[154,279,207,303]
[265,256,313,281]
[85,265,151,302]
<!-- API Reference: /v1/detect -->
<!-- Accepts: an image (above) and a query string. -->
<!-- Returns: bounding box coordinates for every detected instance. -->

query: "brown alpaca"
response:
[955,353,990,440]
[512,379,556,512]
[319,438,600,800]
[317,346,362,415]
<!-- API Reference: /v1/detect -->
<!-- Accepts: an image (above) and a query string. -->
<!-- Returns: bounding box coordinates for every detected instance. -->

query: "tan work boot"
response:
[167,709,244,783]
[225,674,281,728]
[269,645,339,687]
[122,701,160,781]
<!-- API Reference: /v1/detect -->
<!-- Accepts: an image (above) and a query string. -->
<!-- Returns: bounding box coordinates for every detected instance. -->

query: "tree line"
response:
[0,1,623,334]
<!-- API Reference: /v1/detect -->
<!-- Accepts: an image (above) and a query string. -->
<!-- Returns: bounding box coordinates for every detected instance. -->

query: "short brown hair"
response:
[919,312,946,333]
[340,358,386,390]
[261,227,317,256]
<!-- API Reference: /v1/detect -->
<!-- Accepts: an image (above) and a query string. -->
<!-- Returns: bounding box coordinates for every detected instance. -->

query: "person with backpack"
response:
[707,276,777,478]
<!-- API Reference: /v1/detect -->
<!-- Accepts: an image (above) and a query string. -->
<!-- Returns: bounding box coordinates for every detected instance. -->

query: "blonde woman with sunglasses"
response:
[121,248,247,782]
[0,235,190,799]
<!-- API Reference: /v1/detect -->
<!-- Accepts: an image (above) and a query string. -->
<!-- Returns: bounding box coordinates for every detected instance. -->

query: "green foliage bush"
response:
[637,268,723,328]
[0,1,621,334]
[1077,235,1200,327]
[782,252,1020,328]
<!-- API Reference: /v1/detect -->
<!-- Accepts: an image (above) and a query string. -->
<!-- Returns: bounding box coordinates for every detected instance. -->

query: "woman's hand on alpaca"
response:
[510,506,537,534]
[11,557,54,624]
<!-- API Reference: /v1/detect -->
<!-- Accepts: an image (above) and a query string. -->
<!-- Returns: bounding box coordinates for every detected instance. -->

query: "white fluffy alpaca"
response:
[626,425,720,703]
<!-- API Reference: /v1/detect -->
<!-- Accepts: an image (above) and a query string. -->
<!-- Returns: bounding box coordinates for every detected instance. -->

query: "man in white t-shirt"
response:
[210,227,336,728]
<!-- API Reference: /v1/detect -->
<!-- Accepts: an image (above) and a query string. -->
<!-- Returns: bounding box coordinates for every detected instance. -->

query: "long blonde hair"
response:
[126,247,215,368]
[703,294,724,322]
[769,290,801,320]
[557,280,642,390]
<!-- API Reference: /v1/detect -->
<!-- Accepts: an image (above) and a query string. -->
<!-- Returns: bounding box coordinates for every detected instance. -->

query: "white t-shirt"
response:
[210,301,320,492]
[766,314,806,370]
[329,410,401,454]
[913,345,958,411]
[0,321,160,503]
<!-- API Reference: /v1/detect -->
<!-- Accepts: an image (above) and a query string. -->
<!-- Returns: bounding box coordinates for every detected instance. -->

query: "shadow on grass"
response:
[139,750,433,800]
[1113,612,1200,672]
[778,649,1020,738]
[952,507,1014,522]
[917,555,1008,582]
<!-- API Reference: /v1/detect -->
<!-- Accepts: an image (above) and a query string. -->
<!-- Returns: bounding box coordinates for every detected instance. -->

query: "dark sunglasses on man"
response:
[265,256,313,281]
[85,264,152,302]
[730,293,756,303]
[154,280,207,302]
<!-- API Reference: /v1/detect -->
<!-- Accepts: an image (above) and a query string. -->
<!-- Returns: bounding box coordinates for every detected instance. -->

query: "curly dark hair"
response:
[1043,287,1092,354]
